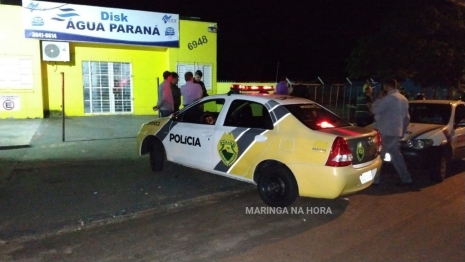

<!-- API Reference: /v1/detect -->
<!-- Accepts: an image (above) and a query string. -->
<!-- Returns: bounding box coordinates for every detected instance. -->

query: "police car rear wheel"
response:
[149,140,165,172]
[258,165,298,207]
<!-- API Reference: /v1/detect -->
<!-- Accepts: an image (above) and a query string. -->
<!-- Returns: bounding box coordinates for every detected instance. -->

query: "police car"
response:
[137,94,383,207]
[395,100,465,181]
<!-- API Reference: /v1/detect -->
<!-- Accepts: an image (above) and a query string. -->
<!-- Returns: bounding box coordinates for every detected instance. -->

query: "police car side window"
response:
[224,100,273,129]
[178,99,225,125]
[455,105,465,126]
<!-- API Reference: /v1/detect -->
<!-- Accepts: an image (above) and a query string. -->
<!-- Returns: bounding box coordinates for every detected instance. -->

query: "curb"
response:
[0,187,255,245]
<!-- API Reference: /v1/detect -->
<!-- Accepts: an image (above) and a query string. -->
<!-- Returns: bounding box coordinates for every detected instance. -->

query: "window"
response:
[224,100,274,130]
[455,104,465,126]
[0,56,33,89]
[409,104,451,125]
[285,104,351,130]
[82,61,132,114]
[174,99,225,125]
[176,62,213,90]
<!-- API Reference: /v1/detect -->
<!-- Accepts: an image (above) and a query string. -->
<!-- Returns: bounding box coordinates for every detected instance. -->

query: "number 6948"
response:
[188,36,208,50]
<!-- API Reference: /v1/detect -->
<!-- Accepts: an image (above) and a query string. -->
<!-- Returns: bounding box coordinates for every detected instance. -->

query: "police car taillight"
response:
[325,137,353,167]
[375,130,382,154]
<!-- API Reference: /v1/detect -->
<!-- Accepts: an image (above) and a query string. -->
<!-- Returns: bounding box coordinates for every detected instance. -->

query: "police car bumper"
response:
[287,156,382,199]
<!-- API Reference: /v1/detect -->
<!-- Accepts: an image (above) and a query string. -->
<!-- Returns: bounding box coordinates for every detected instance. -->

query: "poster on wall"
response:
[22,1,179,47]
[0,95,21,111]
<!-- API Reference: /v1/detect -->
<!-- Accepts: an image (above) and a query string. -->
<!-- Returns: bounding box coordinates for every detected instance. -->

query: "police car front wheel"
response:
[257,165,298,207]
[150,139,165,172]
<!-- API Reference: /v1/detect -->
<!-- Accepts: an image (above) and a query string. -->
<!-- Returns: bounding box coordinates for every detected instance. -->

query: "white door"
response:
[165,98,226,169]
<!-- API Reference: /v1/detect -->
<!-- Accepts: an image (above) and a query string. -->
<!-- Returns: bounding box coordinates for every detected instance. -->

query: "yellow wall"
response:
[168,20,217,94]
[43,43,168,116]
[217,82,276,94]
[0,5,43,119]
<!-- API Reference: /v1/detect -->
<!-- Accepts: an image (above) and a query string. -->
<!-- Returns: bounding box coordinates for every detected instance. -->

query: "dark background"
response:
[5,0,401,81]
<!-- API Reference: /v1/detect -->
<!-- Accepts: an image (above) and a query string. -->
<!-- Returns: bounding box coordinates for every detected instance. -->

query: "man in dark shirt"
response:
[194,70,209,98]
[354,84,374,127]
[170,72,181,112]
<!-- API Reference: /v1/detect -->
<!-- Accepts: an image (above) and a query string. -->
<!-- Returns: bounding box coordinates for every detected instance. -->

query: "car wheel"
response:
[150,139,165,172]
[430,150,450,182]
[257,165,298,207]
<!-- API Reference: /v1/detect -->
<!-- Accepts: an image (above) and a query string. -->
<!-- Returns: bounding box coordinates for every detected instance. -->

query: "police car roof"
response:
[218,93,316,105]
[409,100,464,105]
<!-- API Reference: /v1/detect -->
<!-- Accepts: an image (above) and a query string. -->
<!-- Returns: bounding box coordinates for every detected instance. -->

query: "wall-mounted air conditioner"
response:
[41,41,70,62]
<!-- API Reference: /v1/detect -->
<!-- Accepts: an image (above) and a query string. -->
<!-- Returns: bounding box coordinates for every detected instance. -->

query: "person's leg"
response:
[373,137,389,184]
[383,136,413,183]
[159,110,172,117]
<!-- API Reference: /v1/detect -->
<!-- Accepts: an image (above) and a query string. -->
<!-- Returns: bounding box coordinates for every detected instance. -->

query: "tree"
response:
[346,0,465,87]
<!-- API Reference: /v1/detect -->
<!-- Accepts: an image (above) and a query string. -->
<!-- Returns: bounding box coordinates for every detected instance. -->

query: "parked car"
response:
[381,100,465,181]
[137,94,382,207]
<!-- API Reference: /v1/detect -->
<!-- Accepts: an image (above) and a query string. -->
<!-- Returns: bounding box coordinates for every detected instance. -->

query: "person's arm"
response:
[156,83,164,108]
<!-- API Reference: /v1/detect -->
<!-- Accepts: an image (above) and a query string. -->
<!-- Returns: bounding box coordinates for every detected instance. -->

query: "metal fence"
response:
[290,82,464,122]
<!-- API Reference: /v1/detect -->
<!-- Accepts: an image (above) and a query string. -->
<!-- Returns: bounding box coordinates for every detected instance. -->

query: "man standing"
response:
[194,70,209,98]
[170,72,181,112]
[371,78,413,186]
[181,71,203,107]
[354,83,374,127]
[153,71,174,117]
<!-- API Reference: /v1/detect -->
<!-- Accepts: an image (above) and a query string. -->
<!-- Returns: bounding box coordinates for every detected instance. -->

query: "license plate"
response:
[360,168,377,184]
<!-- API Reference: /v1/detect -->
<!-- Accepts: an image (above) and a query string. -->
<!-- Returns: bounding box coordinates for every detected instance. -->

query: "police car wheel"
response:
[149,139,165,172]
[430,151,449,182]
[257,165,298,207]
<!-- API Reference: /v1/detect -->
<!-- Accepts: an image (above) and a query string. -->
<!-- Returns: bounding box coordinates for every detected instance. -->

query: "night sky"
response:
[21,0,401,81]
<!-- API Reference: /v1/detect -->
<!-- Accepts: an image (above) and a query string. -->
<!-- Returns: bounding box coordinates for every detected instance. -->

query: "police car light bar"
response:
[230,84,274,91]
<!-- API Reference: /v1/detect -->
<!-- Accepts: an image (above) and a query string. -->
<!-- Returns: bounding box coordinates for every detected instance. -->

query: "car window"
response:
[223,100,273,129]
[284,104,351,130]
[174,99,225,125]
[455,104,465,125]
[409,103,451,125]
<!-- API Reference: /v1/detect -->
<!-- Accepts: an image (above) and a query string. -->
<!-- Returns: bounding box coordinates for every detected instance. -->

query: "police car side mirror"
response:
[171,113,179,121]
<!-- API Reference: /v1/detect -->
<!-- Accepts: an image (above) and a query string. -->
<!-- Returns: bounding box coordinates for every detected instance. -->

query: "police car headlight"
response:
[414,139,433,149]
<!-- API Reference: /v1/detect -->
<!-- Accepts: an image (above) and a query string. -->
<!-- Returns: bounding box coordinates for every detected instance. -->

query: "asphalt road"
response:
[0,143,464,261]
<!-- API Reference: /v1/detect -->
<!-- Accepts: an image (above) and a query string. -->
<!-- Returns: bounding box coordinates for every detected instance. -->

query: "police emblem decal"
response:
[356,142,365,162]
[218,132,239,166]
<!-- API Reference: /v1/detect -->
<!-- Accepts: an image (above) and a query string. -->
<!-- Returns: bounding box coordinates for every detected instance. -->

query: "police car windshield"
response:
[284,104,351,130]
[409,103,451,125]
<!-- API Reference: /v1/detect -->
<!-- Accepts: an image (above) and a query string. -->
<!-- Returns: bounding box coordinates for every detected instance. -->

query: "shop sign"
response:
[22,1,179,47]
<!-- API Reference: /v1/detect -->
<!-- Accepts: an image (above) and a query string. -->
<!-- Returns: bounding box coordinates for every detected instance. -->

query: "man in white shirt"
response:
[181,71,203,107]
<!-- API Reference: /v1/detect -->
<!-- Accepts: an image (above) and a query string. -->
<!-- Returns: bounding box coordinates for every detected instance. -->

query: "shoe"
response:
[395,181,413,187]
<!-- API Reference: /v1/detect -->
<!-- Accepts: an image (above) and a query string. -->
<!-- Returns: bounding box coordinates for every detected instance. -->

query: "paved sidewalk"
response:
[0,119,43,150]
[0,115,253,242]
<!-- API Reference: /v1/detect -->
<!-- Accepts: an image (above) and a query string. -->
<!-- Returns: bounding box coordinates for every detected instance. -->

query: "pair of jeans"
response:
[375,135,413,183]
[159,110,173,118]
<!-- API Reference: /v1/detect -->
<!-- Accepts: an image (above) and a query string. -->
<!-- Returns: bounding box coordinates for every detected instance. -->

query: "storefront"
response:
[0,1,217,119]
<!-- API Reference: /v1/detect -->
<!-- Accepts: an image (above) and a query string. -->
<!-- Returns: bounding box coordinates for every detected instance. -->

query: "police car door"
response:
[167,98,226,169]
[212,99,274,177]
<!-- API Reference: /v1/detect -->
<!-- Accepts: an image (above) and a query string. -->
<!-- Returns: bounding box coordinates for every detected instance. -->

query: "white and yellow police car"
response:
[395,100,465,181]
[137,94,383,207]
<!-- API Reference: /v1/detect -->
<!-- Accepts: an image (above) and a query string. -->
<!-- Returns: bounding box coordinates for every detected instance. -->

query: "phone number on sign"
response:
[30,32,58,39]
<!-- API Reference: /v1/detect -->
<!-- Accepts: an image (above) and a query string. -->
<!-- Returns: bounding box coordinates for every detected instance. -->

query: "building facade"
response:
[0,1,217,119]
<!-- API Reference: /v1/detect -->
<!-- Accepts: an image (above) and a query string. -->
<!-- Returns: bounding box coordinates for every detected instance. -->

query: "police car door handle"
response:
[202,131,213,137]
[255,135,267,142]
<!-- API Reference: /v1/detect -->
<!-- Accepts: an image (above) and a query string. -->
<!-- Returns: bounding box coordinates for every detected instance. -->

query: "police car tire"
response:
[257,165,298,207]
[149,139,165,172]
[430,150,450,182]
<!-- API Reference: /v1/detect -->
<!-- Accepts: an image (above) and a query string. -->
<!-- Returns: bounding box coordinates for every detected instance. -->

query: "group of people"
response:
[153,70,208,117]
